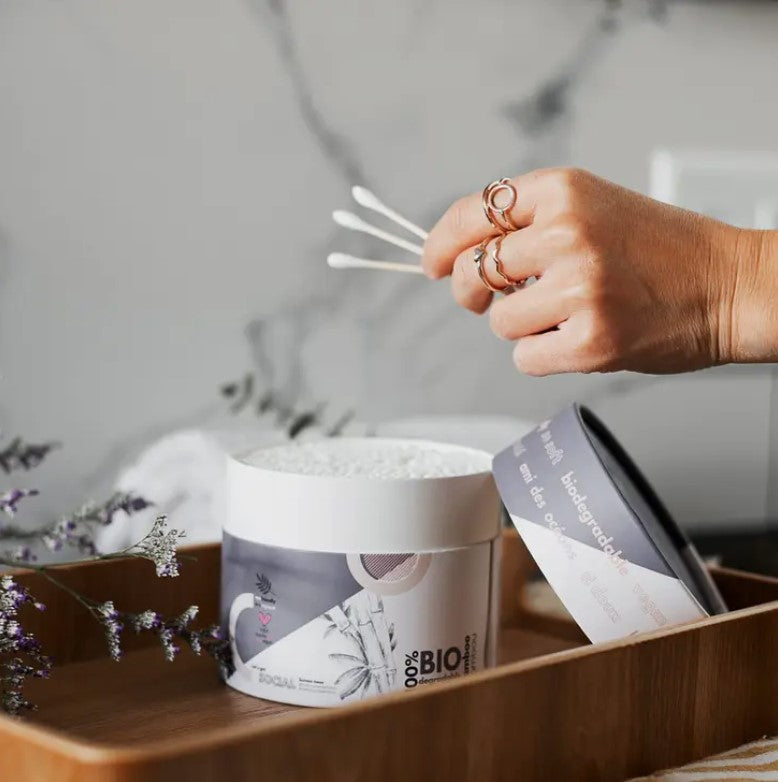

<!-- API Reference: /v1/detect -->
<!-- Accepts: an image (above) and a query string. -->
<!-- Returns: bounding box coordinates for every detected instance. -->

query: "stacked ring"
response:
[475,176,521,292]
[473,239,504,293]
[489,235,522,288]
[482,178,519,233]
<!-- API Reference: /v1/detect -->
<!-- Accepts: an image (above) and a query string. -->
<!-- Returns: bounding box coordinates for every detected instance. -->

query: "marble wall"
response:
[1,0,777,533]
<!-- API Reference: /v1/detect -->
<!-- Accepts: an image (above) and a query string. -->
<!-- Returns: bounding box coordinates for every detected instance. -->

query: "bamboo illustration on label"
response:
[324,592,397,700]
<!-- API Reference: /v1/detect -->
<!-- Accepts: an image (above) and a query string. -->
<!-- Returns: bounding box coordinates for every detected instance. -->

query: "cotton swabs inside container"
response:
[327,187,428,275]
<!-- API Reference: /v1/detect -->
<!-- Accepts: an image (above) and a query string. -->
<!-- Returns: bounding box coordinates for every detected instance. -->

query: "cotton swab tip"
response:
[327,253,352,269]
[351,186,382,211]
[349,185,429,241]
[331,209,424,255]
[332,209,357,227]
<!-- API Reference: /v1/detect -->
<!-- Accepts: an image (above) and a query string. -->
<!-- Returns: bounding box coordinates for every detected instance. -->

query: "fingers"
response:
[451,246,492,314]
[449,228,556,314]
[422,172,541,279]
[512,319,593,376]
[489,278,569,340]
[512,331,572,377]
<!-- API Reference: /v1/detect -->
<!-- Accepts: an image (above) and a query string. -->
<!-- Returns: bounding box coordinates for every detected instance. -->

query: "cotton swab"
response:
[332,210,424,256]
[351,186,429,241]
[327,253,424,275]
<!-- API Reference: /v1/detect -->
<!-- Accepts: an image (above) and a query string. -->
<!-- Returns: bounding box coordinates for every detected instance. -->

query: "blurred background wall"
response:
[0,0,777,535]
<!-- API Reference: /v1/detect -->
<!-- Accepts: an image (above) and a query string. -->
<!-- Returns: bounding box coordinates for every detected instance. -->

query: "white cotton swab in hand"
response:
[327,253,425,275]
[328,185,429,277]
[332,210,424,256]
[351,186,429,241]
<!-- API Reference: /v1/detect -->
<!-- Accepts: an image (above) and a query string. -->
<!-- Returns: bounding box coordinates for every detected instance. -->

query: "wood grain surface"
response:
[0,532,777,782]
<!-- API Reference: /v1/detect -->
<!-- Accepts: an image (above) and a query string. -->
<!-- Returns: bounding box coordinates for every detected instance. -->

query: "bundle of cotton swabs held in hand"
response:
[328,187,427,275]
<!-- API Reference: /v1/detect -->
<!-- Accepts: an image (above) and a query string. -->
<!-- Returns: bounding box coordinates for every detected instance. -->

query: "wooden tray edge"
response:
[6,593,778,766]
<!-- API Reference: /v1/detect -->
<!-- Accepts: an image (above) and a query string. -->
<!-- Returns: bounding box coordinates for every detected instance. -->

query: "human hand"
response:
[422,168,774,376]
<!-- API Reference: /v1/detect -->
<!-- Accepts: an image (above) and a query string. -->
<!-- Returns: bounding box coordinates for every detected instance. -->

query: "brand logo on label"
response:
[255,572,276,608]
[254,572,277,643]
[403,643,466,688]
[257,670,296,689]
[419,646,462,675]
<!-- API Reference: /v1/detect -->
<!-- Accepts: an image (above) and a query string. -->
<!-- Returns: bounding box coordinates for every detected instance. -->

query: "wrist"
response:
[723,226,778,363]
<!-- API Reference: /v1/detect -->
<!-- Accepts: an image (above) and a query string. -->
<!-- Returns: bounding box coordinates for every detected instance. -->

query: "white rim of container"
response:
[225,438,501,554]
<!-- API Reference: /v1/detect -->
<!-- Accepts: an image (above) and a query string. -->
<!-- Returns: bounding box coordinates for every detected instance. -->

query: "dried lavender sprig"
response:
[287,404,327,439]
[0,489,39,518]
[0,575,51,715]
[0,438,60,475]
[221,373,340,437]
[326,410,355,437]
[1,563,229,676]
[221,373,255,414]
[119,515,186,578]
[0,492,152,559]
[0,515,184,578]
[41,578,228,672]
[0,515,230,711]
[127,605,231,675]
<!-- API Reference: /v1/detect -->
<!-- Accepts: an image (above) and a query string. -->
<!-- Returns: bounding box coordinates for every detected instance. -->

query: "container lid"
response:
[577,406,727,615]
[226,438,501,553]
[492,405,726,641]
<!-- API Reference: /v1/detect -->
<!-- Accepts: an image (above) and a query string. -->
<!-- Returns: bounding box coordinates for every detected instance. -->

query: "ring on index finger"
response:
[482,178,519,233]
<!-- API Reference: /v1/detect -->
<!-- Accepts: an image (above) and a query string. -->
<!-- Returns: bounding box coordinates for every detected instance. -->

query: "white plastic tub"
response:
[221,438,501,707]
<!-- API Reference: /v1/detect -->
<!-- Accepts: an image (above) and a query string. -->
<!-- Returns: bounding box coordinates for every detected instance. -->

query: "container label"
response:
[221,533,494,706]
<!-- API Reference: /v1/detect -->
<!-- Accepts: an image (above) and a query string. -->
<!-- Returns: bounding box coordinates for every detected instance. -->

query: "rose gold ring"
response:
[489,235,522,288]
[474,239,504,293]
[482,178,519,233]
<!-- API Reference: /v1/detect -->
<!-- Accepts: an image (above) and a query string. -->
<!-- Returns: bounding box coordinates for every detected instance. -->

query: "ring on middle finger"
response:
[489,235,523,288]
[474,239,504,293]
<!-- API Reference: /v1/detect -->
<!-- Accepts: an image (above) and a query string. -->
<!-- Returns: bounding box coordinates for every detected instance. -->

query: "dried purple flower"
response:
[0,438,59,474]
[130,516,185,578]
[207,637,234,680]
[131,610,162,632]
[36,492,151,556]
[221,373,255,414]
[41,518,74,552]
[95,601,124,662]
[94,493,153,527]
[0,429,236,715]
[0,545,38,565]
[0,489,39,518]
[175,606,198,628]
[157,627,180,662]
[0,576,50,715]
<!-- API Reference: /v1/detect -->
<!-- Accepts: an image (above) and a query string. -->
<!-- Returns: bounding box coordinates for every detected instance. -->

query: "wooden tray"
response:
[1,531,777,781]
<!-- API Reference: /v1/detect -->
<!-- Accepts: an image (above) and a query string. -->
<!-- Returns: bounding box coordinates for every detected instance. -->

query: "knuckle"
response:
[548,166,585,193]
[553,212,596,253]
[576,260,609,308]
[551,214,582,249]
[575,318,622,372]
[543,168,591,215]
